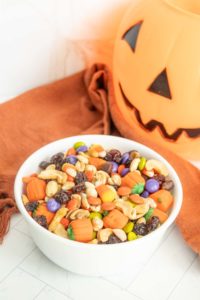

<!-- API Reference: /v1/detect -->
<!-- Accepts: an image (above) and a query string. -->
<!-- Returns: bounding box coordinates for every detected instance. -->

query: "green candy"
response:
[128,232,137,241]
[138,157,146,171]
[123,222,134,233]
[89,212,102,220]
[67,226,75,240]
[144,207,154,221]
[131,183,145,194]
[73,141,86,150]
[102,210,109,217]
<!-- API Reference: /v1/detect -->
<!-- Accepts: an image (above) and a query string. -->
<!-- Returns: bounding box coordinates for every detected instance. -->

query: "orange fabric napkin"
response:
[0,64,199,255]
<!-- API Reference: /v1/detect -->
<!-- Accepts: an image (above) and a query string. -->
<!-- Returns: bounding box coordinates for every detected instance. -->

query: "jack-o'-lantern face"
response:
[113,0,200,159]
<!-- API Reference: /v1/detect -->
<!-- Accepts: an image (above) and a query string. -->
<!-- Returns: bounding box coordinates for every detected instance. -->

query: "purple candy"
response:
[145,179,159,194]
[76,145,88,153]
[65,155,77,165]
[47,198,61,212]
[111,162,118,173]
[121,167,130,177]
[120,152,130,164]
[141,190,149,198]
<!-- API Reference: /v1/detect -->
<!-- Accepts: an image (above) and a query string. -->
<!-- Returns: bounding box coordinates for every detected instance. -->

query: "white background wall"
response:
[0,0,131,103]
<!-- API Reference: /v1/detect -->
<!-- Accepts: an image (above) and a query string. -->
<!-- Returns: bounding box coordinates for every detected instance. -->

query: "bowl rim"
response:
[14,134,183,249]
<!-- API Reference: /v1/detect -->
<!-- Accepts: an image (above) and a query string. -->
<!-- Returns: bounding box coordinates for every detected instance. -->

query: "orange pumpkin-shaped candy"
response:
[113,0,200,160]
[68,218,93,243]
[26,177,46,201]
[103,209,129,229]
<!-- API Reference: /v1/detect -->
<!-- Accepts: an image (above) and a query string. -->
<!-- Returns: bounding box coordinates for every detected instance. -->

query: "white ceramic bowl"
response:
[14,135,182,276]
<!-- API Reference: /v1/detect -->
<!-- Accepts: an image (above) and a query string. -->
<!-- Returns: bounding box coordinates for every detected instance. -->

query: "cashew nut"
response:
[97,228,113,242]
[62,181,75,191]
[66,168,77,178]
[135,203,149,219]
[85,164,97,174]
[92,217,104,231]
[86,187,98,198]
[108,174,121,186]
[77,154,89,164]
[54,223,68,238]
[81,193,90,209]
[90,205,101,212]
[85,182,95,189]
[69,209,90,220]
[75,161,85,172]
[115,200,136,220]
[145,197,157,208]
[145,159,169,176]
[130,158,141,172]
[94,171,109,187]
[112,229,127,242]
[46,180,59,197]
[48,207,68,232]
[38,169,67,184]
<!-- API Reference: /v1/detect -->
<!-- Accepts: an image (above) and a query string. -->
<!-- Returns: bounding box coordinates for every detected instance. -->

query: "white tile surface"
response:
[0,228,35,282]
[35,286,71,300]
[128,227,197,300]
[10,212,23,228]
[15,218,31,237]
[0,268,44,300]
[168,256,200,300]
[65,273,140,300]
[104,262,145,289]
[20,248,69,295]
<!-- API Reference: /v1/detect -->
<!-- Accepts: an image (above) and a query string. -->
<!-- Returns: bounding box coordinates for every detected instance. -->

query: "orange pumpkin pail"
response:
[113,0,200,160]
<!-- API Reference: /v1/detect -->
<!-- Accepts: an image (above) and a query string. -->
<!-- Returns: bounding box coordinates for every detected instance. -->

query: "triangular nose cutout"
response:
[122,21,143,52]
[148,69,172,99]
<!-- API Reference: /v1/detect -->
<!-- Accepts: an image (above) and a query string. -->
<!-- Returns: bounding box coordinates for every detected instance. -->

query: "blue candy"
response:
[140,190,149,198]
[121,167,130,177]
[76,145,88,153]
[47,198,61,212]
[111,162,118,173]
[65,155,77,165]
[120,152,130,164]
[145,179,159,194]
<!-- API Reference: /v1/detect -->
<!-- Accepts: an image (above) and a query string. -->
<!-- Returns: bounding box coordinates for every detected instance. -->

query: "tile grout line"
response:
[125,224,176,290]
[11,214,23,229]
[18,266,75,300]
[100,276,144,300]
[0,243,37,284]
[14,226,32,239]
[102,224,176,293]
[33,285,47,300]
[165,254,198,300]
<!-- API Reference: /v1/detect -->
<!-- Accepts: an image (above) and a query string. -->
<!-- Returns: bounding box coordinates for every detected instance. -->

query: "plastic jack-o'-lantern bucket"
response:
[113,0,200,161]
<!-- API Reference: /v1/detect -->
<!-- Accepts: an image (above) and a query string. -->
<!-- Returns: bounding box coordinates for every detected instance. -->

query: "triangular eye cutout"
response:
[148,69,172,99]
[122,21,143,52]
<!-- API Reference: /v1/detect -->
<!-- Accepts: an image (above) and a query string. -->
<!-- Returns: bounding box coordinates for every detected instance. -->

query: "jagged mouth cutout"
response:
[120,21,200,141]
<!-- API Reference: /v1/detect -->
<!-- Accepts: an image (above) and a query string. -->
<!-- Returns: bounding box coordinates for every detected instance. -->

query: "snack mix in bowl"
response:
[22,141,174,244]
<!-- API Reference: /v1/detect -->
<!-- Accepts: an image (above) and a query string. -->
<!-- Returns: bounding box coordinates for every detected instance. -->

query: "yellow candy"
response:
[128,232,137,241]
[96,185,116,203]
[123,222,134,233]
